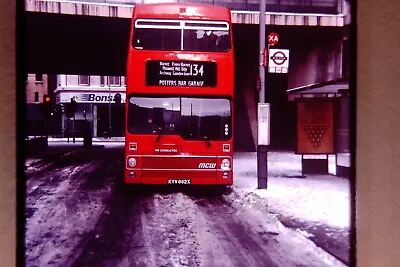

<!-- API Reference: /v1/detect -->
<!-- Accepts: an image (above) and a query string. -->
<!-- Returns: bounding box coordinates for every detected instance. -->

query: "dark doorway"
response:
[97,104,125,137]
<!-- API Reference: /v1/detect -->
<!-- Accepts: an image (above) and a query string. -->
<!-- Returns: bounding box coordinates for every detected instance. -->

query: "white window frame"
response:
[78,75,90,86]
[34,92,39,103]
[108,76,121,87]
[100,76,105,87]
[35,74,43,83]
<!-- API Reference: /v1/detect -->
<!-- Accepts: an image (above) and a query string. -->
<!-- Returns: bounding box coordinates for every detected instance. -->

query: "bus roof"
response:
[132,3,231,21]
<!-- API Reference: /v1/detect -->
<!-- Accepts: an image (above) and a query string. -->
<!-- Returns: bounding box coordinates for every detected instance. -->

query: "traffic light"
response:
[114,93,122,105]
[43,94,51,103]
[40,94,52,117]
[58,103,65,113]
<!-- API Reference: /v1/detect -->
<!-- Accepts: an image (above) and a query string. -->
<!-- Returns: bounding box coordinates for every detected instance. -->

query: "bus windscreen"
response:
[127,96,232,141]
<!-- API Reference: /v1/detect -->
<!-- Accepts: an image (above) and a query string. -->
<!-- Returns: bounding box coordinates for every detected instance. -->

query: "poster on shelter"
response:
[296,98,335,154]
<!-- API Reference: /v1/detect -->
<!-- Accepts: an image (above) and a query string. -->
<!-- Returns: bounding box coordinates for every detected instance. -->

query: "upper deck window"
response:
[133,19,231,52]
[134,28,181,51]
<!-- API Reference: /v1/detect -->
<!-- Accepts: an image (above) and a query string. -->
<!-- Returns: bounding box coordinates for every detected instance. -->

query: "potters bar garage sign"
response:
[146,60,217,87]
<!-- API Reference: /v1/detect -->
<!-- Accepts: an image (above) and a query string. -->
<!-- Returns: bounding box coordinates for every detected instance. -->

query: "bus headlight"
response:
[128,157,137,167]
[221,158,231,170]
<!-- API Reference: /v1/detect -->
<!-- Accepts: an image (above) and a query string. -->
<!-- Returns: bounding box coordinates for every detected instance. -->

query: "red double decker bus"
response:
[124,3,234,185]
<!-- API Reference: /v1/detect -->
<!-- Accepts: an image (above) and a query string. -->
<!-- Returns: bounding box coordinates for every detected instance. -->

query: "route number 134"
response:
[190,64,204,76]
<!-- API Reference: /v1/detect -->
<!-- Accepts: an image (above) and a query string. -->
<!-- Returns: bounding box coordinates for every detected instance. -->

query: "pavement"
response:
[47,137,126,142]
[233,152,351,265]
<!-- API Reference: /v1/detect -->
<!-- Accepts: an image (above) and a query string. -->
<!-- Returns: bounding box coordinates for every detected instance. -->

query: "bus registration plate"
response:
[168,179,192,185]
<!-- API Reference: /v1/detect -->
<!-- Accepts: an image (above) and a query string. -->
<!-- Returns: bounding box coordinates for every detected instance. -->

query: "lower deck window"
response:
[128,95,232,141]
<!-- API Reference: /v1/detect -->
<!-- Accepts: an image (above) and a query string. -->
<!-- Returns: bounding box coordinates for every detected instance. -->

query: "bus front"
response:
[125,4,234,185]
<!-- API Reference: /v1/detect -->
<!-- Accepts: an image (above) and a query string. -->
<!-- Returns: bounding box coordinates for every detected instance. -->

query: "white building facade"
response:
[54,74,126,137]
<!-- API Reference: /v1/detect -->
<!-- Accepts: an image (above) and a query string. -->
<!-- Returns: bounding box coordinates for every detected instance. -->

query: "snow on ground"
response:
[230,151,351,265]
[38,142,350,230]
[33,142,350,230]
[47,140,124,148]
[25,161,115,267]
[47,137,125,143]
[25,141,349,266]
[233,152,351,229]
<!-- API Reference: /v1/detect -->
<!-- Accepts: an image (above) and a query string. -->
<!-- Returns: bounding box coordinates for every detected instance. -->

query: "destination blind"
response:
[146,60,217,87]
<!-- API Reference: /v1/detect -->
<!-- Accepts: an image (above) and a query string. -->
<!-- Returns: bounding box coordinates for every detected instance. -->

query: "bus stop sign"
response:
[267,32,279,45]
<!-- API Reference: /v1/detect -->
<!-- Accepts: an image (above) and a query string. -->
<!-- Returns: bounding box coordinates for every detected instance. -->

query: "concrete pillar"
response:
[61,111,66,137]
[92,104,97,137]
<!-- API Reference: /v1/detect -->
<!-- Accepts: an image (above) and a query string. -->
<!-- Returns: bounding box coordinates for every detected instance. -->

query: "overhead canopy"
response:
[287,78,349,101]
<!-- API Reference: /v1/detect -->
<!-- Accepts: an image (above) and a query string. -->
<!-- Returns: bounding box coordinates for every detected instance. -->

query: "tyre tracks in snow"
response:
[72,186,279,267]
[25,147,122,267]
[70,184,346,267]
[188,193,279,267]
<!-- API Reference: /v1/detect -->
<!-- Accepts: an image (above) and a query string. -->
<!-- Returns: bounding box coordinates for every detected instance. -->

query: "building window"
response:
[79,75,90,86]
[100,76,105,86]
[35,74,43,82]
[109,76,121,86]
[34,92,39,103]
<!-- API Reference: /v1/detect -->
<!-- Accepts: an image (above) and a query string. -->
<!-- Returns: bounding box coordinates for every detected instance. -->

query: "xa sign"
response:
[267,32,279,45]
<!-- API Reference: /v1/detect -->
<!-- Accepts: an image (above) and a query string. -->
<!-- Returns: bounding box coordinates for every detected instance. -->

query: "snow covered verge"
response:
[227,151,351,266]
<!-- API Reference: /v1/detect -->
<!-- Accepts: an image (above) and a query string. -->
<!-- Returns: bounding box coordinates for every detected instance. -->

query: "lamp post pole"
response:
[257,0,269,189]
[108,76,112,138]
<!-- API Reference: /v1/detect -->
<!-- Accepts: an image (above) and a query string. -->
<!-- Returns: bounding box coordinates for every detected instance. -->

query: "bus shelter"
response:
[287,78,351,178]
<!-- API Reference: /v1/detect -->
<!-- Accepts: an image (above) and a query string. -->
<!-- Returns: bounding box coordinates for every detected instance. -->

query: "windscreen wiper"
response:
[203,136,212,147]
[155,126,164,142]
